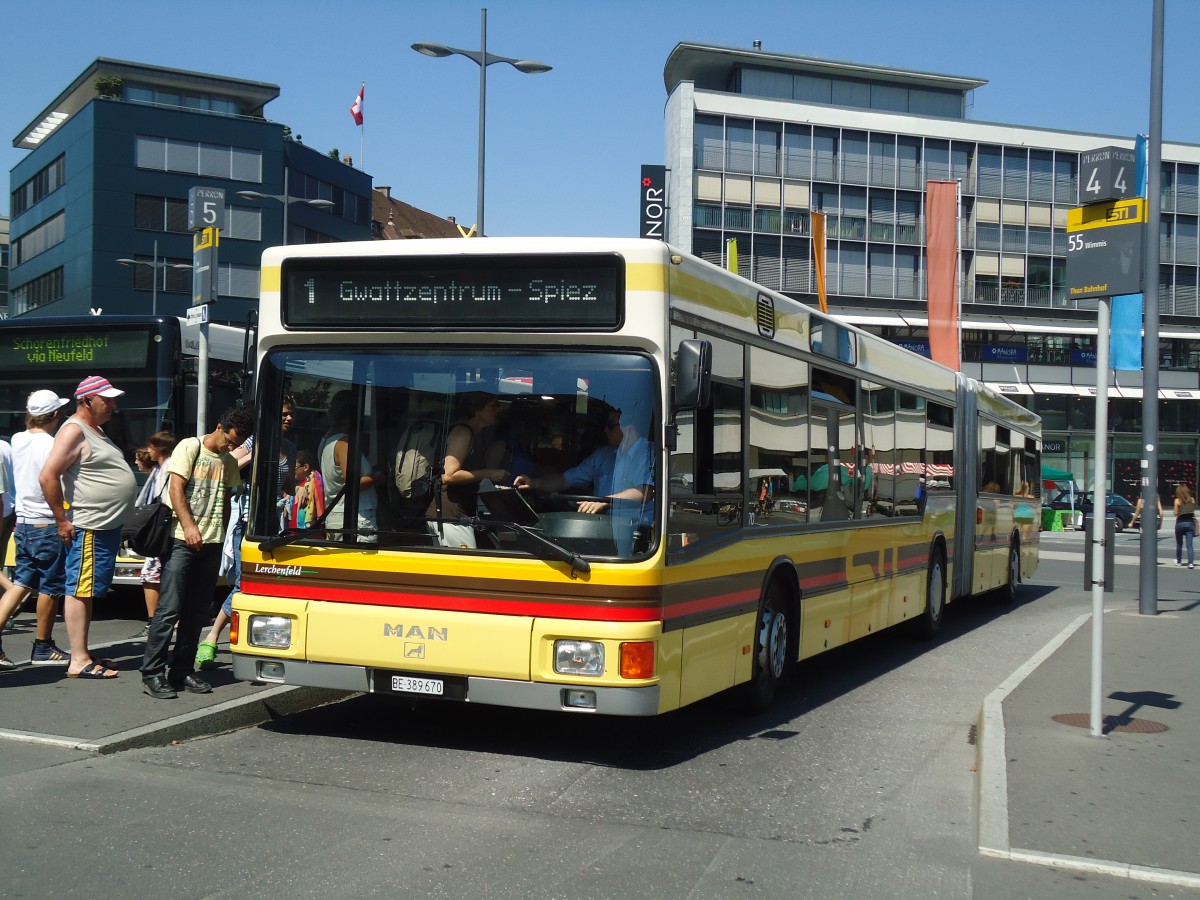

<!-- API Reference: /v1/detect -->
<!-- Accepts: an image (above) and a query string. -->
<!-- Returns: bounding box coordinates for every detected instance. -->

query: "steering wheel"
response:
[556,494,610,505]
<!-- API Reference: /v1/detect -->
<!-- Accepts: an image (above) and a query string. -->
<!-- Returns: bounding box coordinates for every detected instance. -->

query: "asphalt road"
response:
[1,531,1193,899]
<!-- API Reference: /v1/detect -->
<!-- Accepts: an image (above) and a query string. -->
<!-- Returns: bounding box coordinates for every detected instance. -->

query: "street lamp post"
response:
[412,7,551,236]
[116,239,193,315]
[237,168,335,244]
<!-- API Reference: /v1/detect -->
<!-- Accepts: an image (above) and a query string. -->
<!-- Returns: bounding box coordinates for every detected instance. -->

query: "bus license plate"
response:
[391,675,444,696]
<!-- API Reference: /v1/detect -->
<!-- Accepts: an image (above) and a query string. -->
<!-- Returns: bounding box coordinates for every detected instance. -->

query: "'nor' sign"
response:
[639,165,666,240]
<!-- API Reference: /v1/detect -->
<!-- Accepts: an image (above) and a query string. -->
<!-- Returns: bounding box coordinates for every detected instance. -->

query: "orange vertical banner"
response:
[811,211,827,313]
[925,180,960,371]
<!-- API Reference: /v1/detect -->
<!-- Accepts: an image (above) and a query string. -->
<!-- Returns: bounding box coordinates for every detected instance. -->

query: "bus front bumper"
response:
[231,653,661,716]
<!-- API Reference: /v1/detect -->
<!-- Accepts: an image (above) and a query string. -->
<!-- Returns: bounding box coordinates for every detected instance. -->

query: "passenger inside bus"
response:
[319,390,384,543]
[427,392,510,550]
[513,404,654,555]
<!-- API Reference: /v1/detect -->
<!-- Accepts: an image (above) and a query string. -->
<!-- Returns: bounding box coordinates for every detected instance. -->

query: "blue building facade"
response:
[8,58,371,326]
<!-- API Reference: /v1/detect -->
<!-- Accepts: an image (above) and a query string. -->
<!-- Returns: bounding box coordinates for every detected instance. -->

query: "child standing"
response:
[288,450,326,530]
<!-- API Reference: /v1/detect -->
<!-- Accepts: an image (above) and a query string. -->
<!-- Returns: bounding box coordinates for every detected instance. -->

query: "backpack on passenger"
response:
[391,420,442,514]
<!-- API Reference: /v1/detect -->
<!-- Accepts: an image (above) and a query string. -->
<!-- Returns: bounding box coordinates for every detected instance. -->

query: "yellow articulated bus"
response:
[231,238,1040,715]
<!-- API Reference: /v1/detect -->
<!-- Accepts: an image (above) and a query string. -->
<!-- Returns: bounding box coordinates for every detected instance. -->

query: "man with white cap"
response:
[0,389,72,670]
[0,434,13,594]
[39,376,137,679]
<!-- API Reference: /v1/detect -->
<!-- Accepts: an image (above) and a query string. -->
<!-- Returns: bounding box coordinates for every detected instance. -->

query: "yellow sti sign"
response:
[1067,198,1146,233]
[1064,198,1144,299]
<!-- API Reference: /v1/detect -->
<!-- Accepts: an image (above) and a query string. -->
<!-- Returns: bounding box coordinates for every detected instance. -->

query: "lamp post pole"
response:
[412,8,551,236]
[151,238,158,316]
[237,168,333,245]
[283,167,290,244]
[117,239,192,316]
[476,8,488,235]
[1139,0,1164,616]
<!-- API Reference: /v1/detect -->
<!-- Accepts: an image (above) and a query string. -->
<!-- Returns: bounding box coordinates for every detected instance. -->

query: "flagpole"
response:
[350,82,365,169]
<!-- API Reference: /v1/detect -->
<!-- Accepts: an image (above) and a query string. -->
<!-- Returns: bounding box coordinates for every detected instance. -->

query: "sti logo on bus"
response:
[640,165,666,240]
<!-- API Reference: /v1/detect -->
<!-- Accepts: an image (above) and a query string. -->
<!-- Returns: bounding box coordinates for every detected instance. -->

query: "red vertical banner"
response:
[925,180,960,371]
[811,211,827,313]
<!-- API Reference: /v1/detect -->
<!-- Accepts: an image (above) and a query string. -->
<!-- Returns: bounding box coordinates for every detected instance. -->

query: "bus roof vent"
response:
[756,293,776,338]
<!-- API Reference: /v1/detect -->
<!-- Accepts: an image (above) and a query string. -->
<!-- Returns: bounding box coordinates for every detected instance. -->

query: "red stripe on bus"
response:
[241,578,759,624]
[663,588,760,620]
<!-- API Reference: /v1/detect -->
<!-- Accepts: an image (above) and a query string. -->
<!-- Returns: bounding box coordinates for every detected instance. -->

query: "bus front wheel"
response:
[914,548,946,640]
[741,580,792,713]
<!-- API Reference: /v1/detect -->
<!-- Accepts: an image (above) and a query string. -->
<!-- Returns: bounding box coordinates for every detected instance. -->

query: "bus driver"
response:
[514,406,653,556]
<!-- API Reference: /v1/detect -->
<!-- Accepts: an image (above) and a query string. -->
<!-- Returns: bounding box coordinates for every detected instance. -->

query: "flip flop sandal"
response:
[67,662,119,679]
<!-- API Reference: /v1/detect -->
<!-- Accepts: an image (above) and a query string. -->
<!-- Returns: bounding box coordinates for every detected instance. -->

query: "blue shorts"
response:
[12,522,67,596]
[63,526,122,599]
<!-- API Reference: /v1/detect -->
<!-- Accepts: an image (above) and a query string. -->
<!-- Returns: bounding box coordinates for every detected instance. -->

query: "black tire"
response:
[913,548,946,640]
[998,539,1020,605]
[741,580,792,713]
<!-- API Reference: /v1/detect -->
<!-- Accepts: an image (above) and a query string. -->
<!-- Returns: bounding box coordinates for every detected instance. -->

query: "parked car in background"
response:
[1049,490,1136,531]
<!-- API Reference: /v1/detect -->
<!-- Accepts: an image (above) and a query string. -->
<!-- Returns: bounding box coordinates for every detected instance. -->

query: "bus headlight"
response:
[248,615,292,650]
[554,640,604,677]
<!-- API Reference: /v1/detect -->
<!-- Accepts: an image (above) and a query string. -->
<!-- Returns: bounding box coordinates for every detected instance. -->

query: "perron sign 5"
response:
[639,165,666,240]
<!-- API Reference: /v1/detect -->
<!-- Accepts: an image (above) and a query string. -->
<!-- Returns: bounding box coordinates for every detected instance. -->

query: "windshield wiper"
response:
[471,517,591,578]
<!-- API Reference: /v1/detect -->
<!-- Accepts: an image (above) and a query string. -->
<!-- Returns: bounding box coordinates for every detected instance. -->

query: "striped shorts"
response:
[64,526,122,599]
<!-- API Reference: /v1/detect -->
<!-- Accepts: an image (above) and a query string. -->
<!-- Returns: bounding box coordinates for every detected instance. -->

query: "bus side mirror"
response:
[675,339,712,412]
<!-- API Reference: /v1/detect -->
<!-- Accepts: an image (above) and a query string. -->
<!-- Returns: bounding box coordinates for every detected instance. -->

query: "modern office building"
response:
[663,42,1200,497]
[8,58,372,327]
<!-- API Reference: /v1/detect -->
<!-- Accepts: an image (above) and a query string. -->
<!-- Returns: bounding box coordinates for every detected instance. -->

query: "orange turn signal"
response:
[229,611,240,645]
[619,641,655,679]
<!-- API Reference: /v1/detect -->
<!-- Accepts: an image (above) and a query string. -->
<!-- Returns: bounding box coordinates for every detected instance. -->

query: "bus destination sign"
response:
[283,254,624,330]
[0,330,150,371]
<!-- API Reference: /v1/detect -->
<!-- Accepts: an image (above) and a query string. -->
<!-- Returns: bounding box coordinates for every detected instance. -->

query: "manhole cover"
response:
[1052,713,1169,734]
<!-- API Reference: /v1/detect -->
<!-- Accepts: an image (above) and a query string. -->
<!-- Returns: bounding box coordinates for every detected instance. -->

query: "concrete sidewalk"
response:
[978,594,1200,889]
[0,598,343,753]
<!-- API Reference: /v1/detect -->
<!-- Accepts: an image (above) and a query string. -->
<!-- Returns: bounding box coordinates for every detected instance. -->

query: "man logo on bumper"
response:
[404,643,425,659]
[383,624,448,641]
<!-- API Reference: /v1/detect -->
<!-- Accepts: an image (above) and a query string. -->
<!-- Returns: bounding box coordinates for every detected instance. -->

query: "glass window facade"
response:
[674,54,1200,494]
[136,135,263,183]
[684,113,1198,320]
[10,155,65,217]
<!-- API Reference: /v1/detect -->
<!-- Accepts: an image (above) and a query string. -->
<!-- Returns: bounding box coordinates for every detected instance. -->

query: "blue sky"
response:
[3,0,1196,235]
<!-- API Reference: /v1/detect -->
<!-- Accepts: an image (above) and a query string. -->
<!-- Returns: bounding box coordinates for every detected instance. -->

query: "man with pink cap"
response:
[39,376,137,679]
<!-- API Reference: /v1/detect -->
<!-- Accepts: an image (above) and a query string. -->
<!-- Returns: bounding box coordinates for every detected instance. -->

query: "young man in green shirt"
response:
[141,406,254,699]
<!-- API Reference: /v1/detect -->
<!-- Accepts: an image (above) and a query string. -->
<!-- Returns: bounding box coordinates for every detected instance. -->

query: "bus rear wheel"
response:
[741,581,791,713]
[913,549,946,640]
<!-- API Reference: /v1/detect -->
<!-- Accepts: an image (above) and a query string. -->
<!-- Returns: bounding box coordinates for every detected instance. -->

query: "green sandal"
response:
[195,641,218,670]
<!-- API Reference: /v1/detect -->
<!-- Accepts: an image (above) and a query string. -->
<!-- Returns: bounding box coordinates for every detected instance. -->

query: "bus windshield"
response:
[256,347,658,561]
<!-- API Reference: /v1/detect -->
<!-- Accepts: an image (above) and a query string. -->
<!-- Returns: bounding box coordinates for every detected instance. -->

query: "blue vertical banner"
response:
[1111,134,1147,372]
